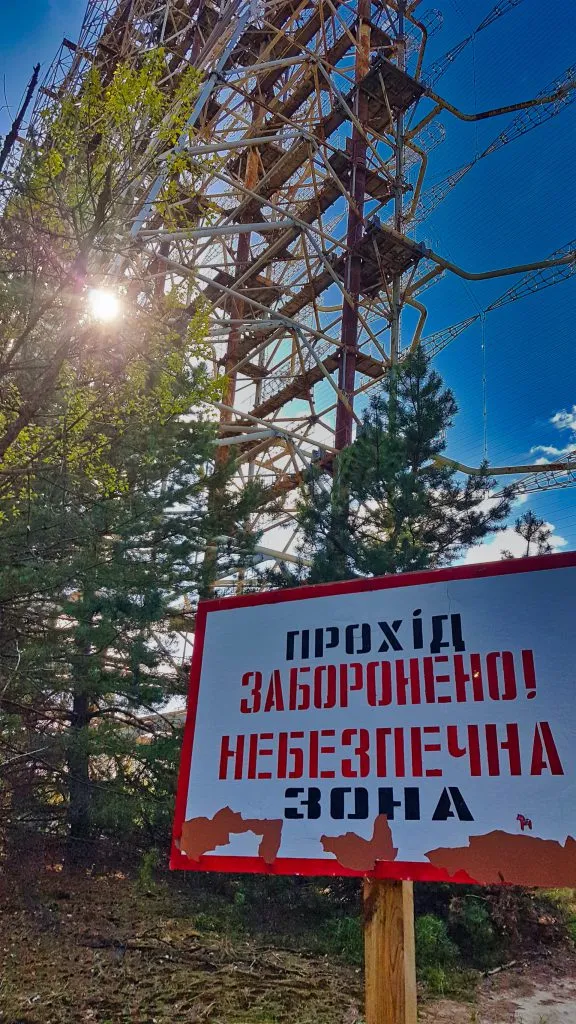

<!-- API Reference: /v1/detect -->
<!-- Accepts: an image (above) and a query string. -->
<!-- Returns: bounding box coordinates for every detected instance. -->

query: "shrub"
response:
[415,914,458,971]
[448,897,499,969]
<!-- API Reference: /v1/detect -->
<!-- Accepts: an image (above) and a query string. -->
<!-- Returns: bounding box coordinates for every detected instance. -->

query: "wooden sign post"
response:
[364,879,417,1024]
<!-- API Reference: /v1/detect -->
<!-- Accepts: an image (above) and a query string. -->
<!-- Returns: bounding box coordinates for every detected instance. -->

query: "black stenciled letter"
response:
[378,620,403,652]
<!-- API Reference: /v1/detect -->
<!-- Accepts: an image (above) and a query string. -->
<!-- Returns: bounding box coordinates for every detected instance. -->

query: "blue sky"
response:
[0,1,83,134]
[418,0,576,558]
[1,0,575,558]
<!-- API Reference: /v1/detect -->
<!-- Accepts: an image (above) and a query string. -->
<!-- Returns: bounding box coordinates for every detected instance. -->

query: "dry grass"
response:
[0,869,364,1024]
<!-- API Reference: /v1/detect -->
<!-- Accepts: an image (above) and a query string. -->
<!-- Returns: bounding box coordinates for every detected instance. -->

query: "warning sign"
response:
[171,552,576,885]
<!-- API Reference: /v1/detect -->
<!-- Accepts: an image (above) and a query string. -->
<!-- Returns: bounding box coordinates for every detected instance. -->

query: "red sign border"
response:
[170,550,576,878]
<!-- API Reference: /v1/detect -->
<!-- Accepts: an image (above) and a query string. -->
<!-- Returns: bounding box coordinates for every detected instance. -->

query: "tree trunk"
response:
[67,691,91,856]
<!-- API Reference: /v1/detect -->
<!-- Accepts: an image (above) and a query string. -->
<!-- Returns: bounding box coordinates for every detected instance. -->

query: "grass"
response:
[544,889,576,940]
[0,870,365,1024]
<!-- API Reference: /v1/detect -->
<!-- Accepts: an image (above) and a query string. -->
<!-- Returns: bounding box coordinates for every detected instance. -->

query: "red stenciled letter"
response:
[531,722,564,776]
[289,666,310,710]
[487,651,517,701]
[263,669,285,712]
[342,727,370,778]
[485,723,521,776]
[219,734,245,780]
[447,724,481,776]
[240,671,262,713]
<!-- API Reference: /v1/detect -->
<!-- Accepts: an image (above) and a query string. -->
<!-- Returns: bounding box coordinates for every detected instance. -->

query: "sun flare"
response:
[88,288,120,322]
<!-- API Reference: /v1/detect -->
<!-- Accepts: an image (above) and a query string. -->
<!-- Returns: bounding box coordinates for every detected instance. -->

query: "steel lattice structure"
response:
[7,0,576,566]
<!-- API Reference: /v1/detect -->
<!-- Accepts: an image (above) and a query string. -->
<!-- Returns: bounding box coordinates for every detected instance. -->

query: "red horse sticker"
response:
[517,814,533,831]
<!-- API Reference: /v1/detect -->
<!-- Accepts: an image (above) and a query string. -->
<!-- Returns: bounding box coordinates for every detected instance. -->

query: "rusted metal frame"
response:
[334,0,371,450]
[234,434,316,482]
[356,303,391,367]
[299,236,326,340]
[389,1,407,363]
[230,434,288,466]
[203,112,343,232]
[275,311,342,359]
[249,0,322,69]
[317,147,362,219]
[225,26,348,133]
[323,0,363,56]
[217,62,269,464]
[249,19,321,91]
[311,62,326,159]
[188,140,324,271]
[250,0,337,99]
[296,329,362,427]
[277,526,305,567]
[209,397,332,451]
[209,213,346,316]
[304,225,390,360]
[195,0,247,70]
[316,49,356,83]
[228,329,297,378]
[377,1,398,36]
[266,406,322,447]
[209,72,316,138]
[400,260,419,300]
[251,352,362,421]
[165,254,348,354]
[404,139,427,221]
[127,11,252,239]
[305,410,337,439]
[311,371,388,426]
[405,296,428,350]
[315,59,396,184]
[384,0,427,70]
[153,131,307,165]
[282,438,306,480]
[406,102,443,141]
[316,0,330,106]
[292,330,319,419]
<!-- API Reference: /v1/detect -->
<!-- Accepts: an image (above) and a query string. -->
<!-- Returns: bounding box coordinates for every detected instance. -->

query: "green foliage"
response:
[501,509,554,559]
[0,44,265,850]
[318,915,364,964]
[416,913,458,970]
[415,914,479,999]
[0,401,262,848]
[447,898,499,969]
[269,348,512,587]
[138,848,161,891]
[0,44,213,504]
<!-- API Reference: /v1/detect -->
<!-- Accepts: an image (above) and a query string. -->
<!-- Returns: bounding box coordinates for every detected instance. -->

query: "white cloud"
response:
[462,522,567,565]
[476,489,528,516]
[551,406,576,432]
[530,404,576,463]
[530,444,575,458]
[513,491,529,506]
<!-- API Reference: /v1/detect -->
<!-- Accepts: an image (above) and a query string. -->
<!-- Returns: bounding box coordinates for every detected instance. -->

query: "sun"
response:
[88,288,120,322]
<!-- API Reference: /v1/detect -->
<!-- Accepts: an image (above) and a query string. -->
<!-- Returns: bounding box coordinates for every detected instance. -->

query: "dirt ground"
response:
[421,953,576,1023]
[0,870,574,1024]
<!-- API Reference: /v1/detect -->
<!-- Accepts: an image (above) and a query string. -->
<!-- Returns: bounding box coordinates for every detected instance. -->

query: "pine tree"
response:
[501,509,553,559]
[0,399,260,853]
[273,348,512,585]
